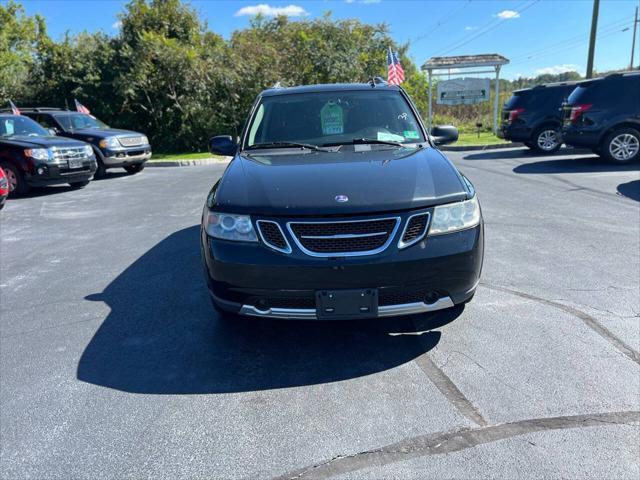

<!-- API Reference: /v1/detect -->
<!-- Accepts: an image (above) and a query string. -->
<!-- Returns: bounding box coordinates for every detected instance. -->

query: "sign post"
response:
[421,54,509,135]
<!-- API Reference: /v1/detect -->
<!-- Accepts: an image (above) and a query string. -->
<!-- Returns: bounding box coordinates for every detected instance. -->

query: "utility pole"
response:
[631,6,638,70]
[586,0,600,78]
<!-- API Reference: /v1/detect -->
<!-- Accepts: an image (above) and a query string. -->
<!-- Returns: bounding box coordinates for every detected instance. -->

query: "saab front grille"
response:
[399,213,430,248]
[288,217,400,256]
[257,221,291,253]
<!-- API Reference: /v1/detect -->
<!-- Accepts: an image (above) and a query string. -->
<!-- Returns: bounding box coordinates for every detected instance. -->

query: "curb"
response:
[441,142,522,152]
[146,157,229,167]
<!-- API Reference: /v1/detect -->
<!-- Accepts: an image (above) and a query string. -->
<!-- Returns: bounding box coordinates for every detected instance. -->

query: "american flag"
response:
[74,99,91,114]
[387,48,405,86]
[9,100,20,115]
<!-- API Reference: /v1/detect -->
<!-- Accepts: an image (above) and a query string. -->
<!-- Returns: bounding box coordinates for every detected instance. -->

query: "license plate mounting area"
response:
[315,289,378,319]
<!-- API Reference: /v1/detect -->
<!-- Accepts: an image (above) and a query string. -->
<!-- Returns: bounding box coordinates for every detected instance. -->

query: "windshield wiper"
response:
[246,141,330,152]
[322,138,404,147]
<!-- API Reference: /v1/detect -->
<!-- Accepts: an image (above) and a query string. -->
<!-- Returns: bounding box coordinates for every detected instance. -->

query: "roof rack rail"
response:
[368,76,387,87]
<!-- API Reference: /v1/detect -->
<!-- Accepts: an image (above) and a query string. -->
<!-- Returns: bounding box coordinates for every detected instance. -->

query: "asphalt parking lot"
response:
[1,147,639,479]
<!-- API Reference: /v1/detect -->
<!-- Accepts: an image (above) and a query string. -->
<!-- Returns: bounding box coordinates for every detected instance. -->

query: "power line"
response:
[509,16,633,63]
[411,0,472,45]
[508,24,633,69]
[430,0,541,57]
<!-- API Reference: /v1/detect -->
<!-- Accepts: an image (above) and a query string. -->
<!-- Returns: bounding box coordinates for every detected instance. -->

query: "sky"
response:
[14,0,640,80]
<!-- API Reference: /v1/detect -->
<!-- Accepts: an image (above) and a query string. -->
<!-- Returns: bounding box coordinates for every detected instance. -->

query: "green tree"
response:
[0,0,48,103]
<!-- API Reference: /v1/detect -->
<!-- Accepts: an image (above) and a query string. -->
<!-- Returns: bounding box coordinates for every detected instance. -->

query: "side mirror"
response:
[209,135,238,156]
[48,128,58,136]
[430,125,459,146]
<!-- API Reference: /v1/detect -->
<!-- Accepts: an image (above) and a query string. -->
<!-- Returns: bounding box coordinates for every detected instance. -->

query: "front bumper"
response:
[201,218,484,320]
[25,159,97,186]
[103,147,152,167]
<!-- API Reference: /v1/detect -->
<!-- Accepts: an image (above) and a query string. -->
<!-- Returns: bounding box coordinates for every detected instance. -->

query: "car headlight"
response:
[83,145,94,156]
[204,210,257,242]
[24,148,52,161]
[99,137,120,149]
[141,135,149,146]
[429,196,481,235]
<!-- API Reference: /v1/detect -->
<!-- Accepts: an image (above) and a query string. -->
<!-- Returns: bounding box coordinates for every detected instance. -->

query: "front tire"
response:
[0,163,30,196]
[69,180,90,189]
[530,126,562,154]
[600,128,640,164]
[124,163,145,174]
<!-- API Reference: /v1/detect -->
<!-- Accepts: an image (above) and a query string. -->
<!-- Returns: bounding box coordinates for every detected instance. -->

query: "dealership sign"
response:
[436,78,490,105]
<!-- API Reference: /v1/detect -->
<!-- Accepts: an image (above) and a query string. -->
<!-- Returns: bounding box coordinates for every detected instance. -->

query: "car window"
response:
[504,92,530,109]
[245,90,426,148]
[0,116,49,137]
[54,113,109,130]
[36,115,57,129]
[568,79,611,105]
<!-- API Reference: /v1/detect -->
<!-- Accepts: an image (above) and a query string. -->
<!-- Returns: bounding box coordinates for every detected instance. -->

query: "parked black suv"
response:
[562,72,640,163]
[499,82,577,153]
[18,108,151,176]
[0,114,96,195]
[201,83,483,321]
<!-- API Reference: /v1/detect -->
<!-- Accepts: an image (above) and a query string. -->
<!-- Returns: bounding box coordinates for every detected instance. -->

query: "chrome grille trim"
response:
[51,146,88,162]
[256,220,292,254]
[398,212,431,249]
[239,296,455,320]
[118,136,144,147]
[286,216,401,257]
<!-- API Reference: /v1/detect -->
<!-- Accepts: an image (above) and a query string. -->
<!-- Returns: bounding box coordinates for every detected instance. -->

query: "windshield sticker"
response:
[321,101,344,135]
[403,130,420,139]
[398,113,408,120]
[377,132,405,142]
[4,120,14,136]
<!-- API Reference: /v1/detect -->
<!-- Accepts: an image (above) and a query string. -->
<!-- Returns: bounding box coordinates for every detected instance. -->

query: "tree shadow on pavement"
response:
[513,156,640,174]
[617,180,640,202]
[77,225,462,394]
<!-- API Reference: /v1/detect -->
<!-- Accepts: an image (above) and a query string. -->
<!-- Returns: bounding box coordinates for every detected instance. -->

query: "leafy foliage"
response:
[1,0,586,151]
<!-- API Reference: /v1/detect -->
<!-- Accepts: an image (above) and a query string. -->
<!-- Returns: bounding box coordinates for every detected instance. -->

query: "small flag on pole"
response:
[9,100,21,116]
[387,48,405,86]
[74,99,91,114]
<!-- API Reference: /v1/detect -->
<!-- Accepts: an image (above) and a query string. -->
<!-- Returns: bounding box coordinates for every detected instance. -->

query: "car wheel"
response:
[532,127,562,154]
[124,163,145,174]
[601,128,640,164]
[69,180,90,189]
[0,163,30,196]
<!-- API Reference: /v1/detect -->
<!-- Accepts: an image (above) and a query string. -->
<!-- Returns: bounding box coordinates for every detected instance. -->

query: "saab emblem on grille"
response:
[335,195,349,203]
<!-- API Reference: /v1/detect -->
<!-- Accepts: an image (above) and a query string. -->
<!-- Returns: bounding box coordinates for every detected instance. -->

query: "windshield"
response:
[55,113,109,130]
[0,115,50,137]
[245,90,426,148]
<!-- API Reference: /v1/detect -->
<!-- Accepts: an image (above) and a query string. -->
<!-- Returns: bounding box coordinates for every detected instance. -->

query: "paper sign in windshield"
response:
[377,132,405,142]
[321,102,344,135]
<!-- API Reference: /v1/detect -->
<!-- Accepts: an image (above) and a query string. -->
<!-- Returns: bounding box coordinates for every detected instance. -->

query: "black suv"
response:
[500,82,577,153]
[19,108,151,176]
[0,114,96,195]
[562,72,640,163]
[201,83,483,321]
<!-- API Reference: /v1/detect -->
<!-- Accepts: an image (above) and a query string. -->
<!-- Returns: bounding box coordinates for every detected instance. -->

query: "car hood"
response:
[0,135,89,149]
[71,128,143,140]
[210,146,469,216]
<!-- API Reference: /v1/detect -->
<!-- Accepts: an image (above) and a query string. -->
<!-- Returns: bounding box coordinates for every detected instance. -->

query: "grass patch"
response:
[150,151,223,161]
[455,131,510,146]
